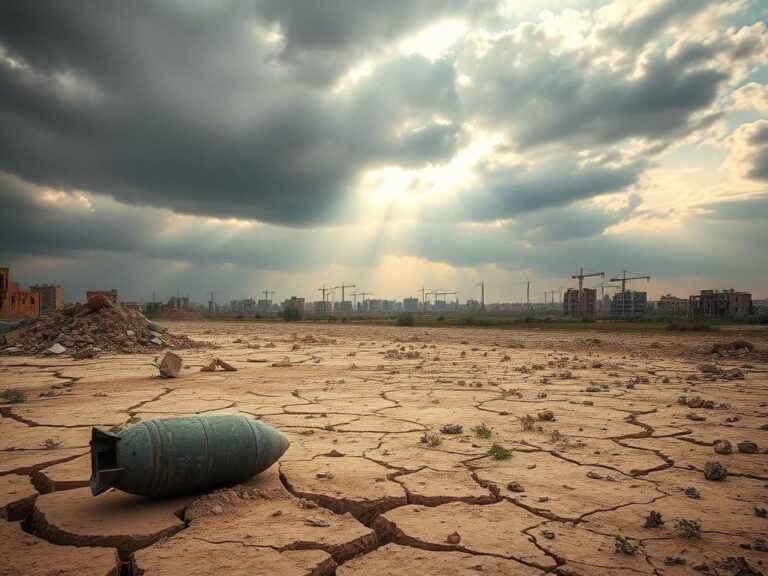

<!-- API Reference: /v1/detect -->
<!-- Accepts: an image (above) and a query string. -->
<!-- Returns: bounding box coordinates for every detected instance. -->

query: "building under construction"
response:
[610,291,647,317]
[689,289,752,319]
[563,288,597,317]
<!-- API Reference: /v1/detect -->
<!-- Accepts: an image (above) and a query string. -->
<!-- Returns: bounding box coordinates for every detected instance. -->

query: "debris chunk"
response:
[737,441,758,454]
[446,532,461,544]
[155,351,182,378]
[703,461,727,481]
[714,440,732,455]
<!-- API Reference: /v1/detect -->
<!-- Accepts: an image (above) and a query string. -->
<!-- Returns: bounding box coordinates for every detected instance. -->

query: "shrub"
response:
[471,423,492,438]
[283,305,303,322]
[437,315,445,322]
[489,443,512,460]
[396,312,415,327]
[675,518,701,538]
[0,389,25,403]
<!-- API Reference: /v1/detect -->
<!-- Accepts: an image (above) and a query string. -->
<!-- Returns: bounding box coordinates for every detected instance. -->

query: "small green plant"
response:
[675,518,701,538]
[521,414,536,431]
[643,511,664,528]
[44,438,62,450]
[0,389,25,404]
[489,443,512,460]
[471,423,492,439]
[615,536,638,555]
[396,313,415,327]
[420,433,443,447]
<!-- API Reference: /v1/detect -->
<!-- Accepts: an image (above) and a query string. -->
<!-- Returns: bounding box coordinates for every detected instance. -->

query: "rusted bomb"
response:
[90,415,290,497]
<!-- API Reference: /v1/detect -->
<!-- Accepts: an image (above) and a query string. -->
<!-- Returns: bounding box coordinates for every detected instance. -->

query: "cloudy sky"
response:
[1,0,767,306]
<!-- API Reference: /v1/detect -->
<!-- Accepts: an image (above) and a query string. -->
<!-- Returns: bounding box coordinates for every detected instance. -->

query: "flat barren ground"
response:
[1,321,767,576]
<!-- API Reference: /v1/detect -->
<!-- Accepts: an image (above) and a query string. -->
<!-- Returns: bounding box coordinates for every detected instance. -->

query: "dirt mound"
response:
[2,296,205,356]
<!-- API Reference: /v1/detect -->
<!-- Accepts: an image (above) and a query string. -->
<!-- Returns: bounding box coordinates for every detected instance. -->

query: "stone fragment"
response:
[155,351,182,378]
[737,441,758,454]
[714,440,732,455]
[703,461,727,481]
[47,342,67,354]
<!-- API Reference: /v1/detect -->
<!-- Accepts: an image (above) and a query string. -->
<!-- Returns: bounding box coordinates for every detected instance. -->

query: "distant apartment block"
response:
[403,297,419,312]
[657,294,688,317]
[563,288,597,317]
[257,299,273,314]
[30,283,64,314]
[313,300,332,315]
[283,296,305,311]
[0,267,41,320]
[689,289,752,319]
[611,291,647,317]
[87,289,118,305]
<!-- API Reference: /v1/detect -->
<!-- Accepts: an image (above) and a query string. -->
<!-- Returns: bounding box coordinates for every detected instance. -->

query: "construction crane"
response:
[317,284,331,302]
[593,283,621,300]
[610,271,651,293]
[476,281,485,311]
[416,287,433,312]
[333,282,356,306]
[351,290,371,310]
[572,267,604,290]
[262,290,275,301]
[206,290,219,313]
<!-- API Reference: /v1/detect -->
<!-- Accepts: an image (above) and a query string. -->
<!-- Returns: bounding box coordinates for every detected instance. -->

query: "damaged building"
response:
[0,267,41,320]
[30,283,64,314]
[689,289,752,319]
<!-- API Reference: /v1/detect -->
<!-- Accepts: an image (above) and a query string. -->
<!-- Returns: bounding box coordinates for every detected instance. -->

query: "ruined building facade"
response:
[0,267,41,320]
[689,289,752,319]
[30,283,64,314]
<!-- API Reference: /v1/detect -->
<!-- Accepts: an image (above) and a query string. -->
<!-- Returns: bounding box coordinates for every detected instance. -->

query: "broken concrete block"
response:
[47,343,67,355]
[155,351,182,378]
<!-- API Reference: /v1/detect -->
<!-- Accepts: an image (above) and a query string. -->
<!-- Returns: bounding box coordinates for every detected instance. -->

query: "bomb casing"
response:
[90,415,290,497]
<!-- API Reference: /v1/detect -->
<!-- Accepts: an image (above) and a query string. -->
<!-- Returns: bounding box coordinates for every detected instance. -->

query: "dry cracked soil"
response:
[1,320,767,575]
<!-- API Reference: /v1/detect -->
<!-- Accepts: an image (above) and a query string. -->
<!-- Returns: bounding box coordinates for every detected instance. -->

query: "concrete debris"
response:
[1,294,202,356]
[155,352,182,378]
[46,343,67,355]
[703,461,728,481]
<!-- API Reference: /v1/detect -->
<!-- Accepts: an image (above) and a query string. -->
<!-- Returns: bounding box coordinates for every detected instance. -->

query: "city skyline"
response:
[1,1,767,301]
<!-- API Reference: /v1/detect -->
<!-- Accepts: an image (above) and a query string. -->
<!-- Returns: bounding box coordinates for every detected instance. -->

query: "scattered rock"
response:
[304,517,330,527]
[446,531,461,544]
[506,481,525,492]
[155,351,182,378]
[685,486,701,499]
[46,343,67,355]
[710,340,754,353]
[664,555,686,566]
[703,461,727,481]
[440,424,463,435]
[714,440,732,455]
[541,530,556,540]
[737,441,758,454]
[538,410,555,421]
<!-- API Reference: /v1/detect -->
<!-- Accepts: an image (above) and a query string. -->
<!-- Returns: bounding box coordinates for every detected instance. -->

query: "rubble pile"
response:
[0,295,204,356]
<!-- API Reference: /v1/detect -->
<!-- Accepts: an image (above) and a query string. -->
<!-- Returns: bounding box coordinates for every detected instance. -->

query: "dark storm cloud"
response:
[459,27,735,150]
[0,1,462,226]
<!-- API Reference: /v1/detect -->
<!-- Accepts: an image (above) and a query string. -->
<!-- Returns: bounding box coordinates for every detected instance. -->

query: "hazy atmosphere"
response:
[1,0,767,303]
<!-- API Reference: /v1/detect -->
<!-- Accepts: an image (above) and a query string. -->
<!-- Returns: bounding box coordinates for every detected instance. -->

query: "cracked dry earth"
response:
[1,321,767,576]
